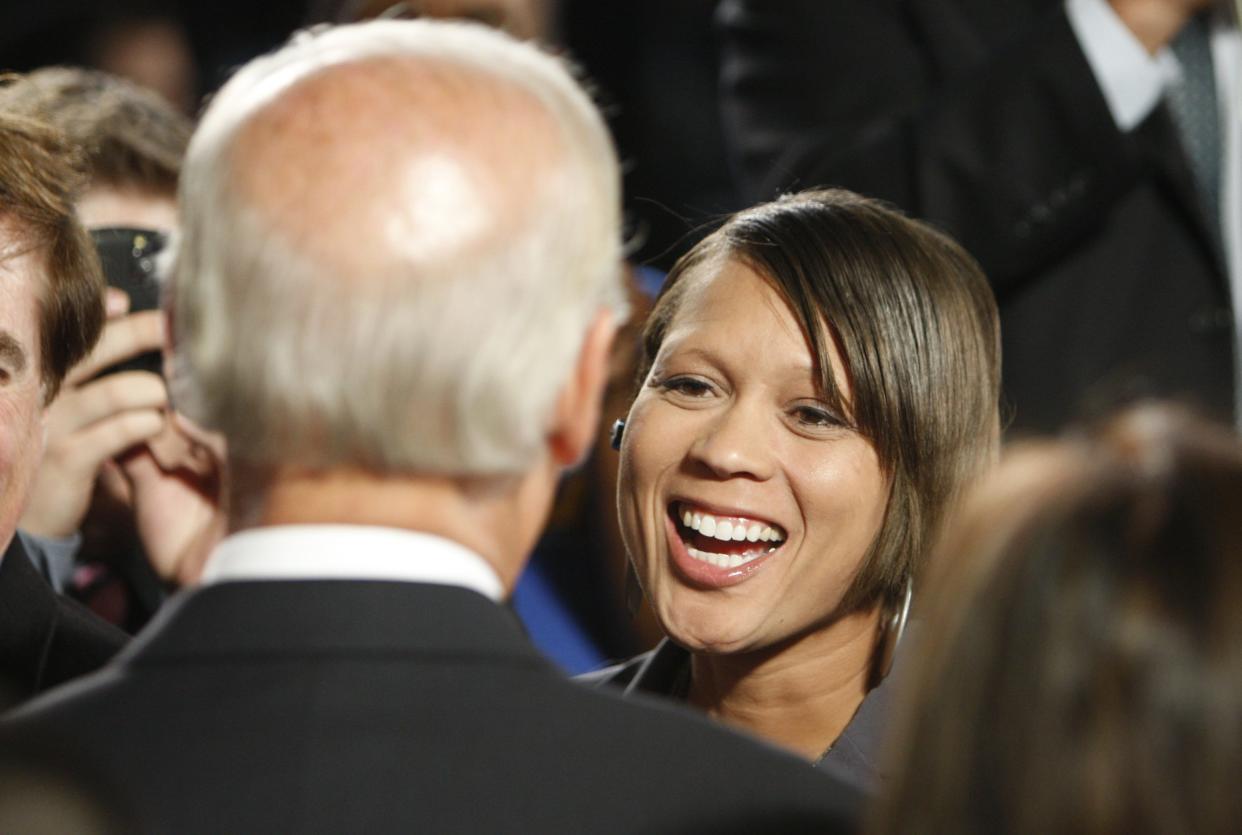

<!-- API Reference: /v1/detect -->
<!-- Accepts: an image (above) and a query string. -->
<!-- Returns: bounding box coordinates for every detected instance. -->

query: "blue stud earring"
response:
[610,419,626,451]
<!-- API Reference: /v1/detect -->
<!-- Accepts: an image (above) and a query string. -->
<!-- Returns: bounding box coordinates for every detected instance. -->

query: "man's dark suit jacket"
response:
[718,0,1234,432]
[3,580,860,833]
[0,533,127,710]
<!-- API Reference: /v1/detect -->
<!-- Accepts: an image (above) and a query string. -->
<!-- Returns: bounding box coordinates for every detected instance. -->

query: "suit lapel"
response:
[1138,102,1229,281]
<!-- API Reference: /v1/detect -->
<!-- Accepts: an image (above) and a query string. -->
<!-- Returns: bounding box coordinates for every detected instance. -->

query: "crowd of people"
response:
[0,1,1238,832]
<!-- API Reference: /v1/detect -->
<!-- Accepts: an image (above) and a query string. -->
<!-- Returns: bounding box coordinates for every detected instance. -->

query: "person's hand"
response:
[113,413,227,587]
[20,291,167,538]
[1109,0,1213,54]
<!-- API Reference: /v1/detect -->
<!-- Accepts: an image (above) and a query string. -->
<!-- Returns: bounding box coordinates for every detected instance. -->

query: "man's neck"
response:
[233,465,554,594]
[686,606,882,762]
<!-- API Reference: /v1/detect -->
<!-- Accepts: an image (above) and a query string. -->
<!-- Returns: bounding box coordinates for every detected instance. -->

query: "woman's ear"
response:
[548,308,618,468]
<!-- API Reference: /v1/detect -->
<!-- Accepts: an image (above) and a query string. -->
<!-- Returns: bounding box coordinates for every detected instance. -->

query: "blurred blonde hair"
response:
[876,403,1242,835]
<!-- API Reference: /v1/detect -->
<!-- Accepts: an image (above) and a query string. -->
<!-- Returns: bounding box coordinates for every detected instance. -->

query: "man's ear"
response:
[549,308,618,468]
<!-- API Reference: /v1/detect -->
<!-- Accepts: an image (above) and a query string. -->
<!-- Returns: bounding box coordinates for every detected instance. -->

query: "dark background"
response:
[1,0,738,270]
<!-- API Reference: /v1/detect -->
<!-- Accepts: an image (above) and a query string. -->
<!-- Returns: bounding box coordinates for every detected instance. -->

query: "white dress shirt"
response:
[200,524,505,601]
[1068,0,1242,408]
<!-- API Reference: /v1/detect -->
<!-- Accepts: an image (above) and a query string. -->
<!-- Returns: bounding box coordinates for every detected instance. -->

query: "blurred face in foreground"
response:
[618,258,888,656]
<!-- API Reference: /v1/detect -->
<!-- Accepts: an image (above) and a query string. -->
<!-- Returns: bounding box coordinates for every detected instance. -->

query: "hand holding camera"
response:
[19,279,168,540]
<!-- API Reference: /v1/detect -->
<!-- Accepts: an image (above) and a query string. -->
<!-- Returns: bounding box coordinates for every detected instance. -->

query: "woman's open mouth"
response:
[665,501,787,587]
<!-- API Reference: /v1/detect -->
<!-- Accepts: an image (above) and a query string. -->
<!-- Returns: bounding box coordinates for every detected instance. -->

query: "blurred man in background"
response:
[719,0,1239,434]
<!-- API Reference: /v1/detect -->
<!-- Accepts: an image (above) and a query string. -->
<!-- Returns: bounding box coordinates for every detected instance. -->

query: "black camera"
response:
[90,227,167,377]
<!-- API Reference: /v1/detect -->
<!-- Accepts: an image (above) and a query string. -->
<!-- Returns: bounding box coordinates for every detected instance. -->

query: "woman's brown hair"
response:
[639,188,1001,617]
[875,403,1242,834]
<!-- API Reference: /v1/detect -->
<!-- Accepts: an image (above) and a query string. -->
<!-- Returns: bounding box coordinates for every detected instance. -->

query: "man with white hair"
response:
[3,20,859,832]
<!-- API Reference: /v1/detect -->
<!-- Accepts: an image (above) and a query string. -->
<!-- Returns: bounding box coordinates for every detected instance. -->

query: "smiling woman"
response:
[591,188,1001,791]
[624,258,890,654]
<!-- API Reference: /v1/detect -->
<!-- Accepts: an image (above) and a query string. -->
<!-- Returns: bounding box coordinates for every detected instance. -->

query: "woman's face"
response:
[618,258,889,655]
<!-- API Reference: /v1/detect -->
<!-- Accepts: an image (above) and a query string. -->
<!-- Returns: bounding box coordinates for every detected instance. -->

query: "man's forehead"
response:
[0,217,46,305]
[0,216,44,367]
[0,215,39,268]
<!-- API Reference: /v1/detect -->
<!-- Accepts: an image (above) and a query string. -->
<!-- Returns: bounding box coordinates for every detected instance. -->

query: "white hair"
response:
[170,19,625,475]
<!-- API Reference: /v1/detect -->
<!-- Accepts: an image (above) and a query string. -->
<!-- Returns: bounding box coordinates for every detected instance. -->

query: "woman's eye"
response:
[656,376,715,398]
[790,404,840,428]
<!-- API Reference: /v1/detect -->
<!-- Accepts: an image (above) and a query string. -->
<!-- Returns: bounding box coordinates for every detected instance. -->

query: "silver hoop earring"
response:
[871,577,913,687]
[624,562,643,618]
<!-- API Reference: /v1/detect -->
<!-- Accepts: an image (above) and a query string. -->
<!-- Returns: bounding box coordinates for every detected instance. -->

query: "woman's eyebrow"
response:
[661,347,824,393]
[660,344,717,364]
[0,331,28,373]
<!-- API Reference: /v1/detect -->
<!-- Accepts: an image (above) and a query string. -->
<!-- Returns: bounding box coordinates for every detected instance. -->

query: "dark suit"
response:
[3,579,860,833]
[718,0,1234,432]
[0,533,127,710]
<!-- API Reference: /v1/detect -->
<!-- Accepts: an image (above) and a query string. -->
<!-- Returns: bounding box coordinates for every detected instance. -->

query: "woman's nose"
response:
[687,402,775,481]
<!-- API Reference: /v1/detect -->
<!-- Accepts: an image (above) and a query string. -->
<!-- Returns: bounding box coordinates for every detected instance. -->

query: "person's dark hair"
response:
[0,111,105,400]
[0,67,189,196]
[875,403,1242,835]
[639,188,1001,617]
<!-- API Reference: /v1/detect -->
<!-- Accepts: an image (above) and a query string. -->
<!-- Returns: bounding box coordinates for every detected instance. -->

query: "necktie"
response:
[1166,12,1222,230]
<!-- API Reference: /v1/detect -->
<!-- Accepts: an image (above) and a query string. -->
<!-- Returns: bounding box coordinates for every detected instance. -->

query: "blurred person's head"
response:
[317,0,557,42]
[87,16,196,116]
[619,188,1000,672]
[170,20,623,582]
[0,113,105,550]
[0,67,190,231]
[876,402,1242,835]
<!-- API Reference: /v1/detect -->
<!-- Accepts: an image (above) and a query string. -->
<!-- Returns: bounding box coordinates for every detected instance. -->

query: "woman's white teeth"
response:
[679,505,784,543]
[686,547,763,569]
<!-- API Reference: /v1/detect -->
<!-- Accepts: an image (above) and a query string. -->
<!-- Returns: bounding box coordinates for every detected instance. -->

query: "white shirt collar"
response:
[199,524,505,602]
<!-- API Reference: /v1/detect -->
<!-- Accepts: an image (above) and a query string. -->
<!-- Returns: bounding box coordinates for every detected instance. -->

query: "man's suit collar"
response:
[202,525,505,601]
[120,581,547,670]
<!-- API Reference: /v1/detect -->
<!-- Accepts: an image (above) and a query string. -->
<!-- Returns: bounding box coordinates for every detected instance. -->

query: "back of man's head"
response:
[171,20,624,477]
